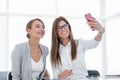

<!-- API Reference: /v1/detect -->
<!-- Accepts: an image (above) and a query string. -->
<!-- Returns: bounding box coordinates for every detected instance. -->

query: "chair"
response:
[8,72,12,80]
[87,70,100,77]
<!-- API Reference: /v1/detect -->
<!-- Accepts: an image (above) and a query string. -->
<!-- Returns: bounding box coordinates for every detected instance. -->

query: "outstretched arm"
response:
[87,19,105,41]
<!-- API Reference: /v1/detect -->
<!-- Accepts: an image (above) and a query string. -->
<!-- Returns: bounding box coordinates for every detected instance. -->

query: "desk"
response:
[36,76,120,80]
[88,76,120,80]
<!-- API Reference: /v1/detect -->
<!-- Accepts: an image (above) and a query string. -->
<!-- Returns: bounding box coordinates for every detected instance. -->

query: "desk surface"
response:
[37,76,120,80]
[38,77,120,80]
[88,76,120,80]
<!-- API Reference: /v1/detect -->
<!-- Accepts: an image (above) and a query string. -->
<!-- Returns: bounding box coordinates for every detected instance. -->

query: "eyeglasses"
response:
[57,24,69,31]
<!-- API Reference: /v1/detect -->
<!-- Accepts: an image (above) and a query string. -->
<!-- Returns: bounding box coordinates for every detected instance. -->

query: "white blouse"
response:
[52,38,99,79]
[31,55,44,79]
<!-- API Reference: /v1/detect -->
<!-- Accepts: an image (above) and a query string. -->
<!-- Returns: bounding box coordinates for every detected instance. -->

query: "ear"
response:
[26,28,31,34]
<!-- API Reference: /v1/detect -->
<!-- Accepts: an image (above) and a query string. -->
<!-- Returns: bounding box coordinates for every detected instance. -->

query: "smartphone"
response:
[84,13,95,31]
[84,13,94,22]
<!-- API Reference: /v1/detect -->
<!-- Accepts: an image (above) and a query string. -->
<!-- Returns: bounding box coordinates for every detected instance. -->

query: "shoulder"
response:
[40,44,49,55]
[13,42,27,49]
[75,38,83,44]
[40,44,48,50]
[12,42,27,56]
[15,42,27,48]
[74,38,87,48]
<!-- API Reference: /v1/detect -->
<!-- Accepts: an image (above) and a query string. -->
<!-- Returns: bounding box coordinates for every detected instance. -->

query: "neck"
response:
[61,38,70,46]
[29,38,40,49]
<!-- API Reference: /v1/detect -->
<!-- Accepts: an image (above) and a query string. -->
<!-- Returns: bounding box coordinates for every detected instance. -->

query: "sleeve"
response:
[11,45,22,80]
[78,38,100,50]
[40,45,49,78]
[45,46,49,56]
[42,44,49,56]
[52,67,61,79]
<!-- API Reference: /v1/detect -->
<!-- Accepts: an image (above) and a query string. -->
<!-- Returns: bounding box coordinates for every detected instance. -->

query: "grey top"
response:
[11,42,49,80]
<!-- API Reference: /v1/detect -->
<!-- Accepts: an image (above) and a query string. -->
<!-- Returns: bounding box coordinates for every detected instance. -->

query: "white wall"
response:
[0,0,120,76]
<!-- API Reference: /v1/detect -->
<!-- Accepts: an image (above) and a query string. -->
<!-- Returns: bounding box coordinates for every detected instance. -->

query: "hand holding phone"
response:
[84,13,96,31]
[85,13,94,22]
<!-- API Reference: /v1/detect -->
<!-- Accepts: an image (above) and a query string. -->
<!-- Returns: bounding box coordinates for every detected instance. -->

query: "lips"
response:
[61,31,69,37]
[61,31,67,35]
[37,31,44,35]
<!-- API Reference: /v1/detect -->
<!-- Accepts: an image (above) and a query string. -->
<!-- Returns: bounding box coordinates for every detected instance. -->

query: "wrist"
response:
[99,28,105,34]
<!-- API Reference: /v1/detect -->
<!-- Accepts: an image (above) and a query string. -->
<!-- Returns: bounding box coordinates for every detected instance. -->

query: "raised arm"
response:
[87,19,105,41]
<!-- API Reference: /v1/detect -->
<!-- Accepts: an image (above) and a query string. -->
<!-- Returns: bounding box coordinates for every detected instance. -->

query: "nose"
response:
[61,27,66,31]
[39,27,45,30]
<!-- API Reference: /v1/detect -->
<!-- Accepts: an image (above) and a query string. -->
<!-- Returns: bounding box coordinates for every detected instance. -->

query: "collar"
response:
[60,41,71,48]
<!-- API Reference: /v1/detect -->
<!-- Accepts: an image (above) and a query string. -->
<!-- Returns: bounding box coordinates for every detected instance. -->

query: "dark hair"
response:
[50,16,77,68]
[26,18,45,39]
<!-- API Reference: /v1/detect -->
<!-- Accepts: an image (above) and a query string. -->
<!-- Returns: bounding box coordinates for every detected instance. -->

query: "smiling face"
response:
[57,20,70,40]
[27,19,45,39]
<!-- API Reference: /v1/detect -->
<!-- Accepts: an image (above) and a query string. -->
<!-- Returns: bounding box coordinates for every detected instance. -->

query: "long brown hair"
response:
[50,16,77,68]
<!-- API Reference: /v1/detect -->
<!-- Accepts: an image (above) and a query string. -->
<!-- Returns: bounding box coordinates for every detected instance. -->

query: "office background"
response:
[0,0,120,77]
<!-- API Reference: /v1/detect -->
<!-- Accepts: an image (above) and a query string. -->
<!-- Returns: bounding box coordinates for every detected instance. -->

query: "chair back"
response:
[87,70,100,77]
[8,72,12,80]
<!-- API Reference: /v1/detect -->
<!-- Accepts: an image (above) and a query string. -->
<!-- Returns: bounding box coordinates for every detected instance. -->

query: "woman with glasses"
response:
[50,16,104,79]
[11,18,50,80]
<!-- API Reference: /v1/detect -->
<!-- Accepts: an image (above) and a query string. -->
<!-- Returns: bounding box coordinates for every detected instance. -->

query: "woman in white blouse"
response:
[50,16,104,79]
[11,18,50,80]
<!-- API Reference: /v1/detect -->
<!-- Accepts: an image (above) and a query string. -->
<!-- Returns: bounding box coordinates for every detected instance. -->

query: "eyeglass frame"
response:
[57,24,69,31]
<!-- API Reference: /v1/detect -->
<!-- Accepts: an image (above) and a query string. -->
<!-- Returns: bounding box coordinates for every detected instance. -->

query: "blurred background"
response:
[0,0,120,78]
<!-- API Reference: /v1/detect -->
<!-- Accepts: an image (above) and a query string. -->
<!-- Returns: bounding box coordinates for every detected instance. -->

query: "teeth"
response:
[37,32,43,35]
[62,32,67,35]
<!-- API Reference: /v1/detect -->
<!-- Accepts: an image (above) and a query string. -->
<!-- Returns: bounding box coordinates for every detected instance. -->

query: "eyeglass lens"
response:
[57,24,69,30]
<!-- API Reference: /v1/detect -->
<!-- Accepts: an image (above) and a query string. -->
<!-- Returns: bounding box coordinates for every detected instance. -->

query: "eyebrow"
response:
[58,24,67,27]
